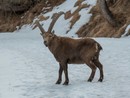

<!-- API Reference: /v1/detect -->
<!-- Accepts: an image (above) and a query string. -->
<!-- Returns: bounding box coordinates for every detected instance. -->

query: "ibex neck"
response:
[48,36,60,54]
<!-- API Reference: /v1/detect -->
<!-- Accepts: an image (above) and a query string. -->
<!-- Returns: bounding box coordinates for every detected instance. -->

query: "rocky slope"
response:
[76,0,130,37]
[0,0,130,37]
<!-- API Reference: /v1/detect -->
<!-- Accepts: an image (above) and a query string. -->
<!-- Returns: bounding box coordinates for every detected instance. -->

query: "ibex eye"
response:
[49,35,52,37]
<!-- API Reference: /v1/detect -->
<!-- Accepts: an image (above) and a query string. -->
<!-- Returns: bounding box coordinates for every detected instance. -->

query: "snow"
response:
[0,0,130,98]
[122,25,130,37]
[0,26,130,98]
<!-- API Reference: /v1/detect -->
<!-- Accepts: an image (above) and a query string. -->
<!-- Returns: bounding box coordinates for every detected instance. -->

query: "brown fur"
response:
[48,36,100,64]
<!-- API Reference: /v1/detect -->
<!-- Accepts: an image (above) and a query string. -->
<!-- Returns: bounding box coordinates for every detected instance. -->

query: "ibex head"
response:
[41,31,56,47]
[36,12,64,47]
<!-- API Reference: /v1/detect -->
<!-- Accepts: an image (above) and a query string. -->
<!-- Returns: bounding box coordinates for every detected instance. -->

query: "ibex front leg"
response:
[56,64,63,84]
[61,62,69,85]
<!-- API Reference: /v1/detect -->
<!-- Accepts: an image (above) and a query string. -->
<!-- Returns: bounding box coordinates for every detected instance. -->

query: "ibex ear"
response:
[52,30,55,34]
[40,33,42,36]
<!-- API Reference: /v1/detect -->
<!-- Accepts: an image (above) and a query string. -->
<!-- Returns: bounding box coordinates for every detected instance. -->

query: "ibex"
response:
[36,12,104,85]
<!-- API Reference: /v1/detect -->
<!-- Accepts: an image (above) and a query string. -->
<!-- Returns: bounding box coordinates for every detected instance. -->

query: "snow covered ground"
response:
[0,0,130,98]
[0,26,130,98]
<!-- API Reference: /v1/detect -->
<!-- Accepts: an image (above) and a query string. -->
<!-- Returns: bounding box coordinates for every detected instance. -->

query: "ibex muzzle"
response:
[36,12,104,85]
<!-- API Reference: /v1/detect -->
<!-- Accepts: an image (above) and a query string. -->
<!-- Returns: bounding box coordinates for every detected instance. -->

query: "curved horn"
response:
[48,11,64,33]
[35,20,46,34]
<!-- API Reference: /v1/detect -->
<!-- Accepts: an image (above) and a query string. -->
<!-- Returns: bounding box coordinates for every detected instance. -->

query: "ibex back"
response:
[36,12,104,85]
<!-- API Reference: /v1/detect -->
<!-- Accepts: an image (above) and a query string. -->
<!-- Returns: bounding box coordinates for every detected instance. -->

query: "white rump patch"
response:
[95,43,98,52]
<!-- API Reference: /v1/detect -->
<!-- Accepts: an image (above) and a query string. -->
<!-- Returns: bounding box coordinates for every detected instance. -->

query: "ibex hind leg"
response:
[85,60,97,82]
[93,59,104,82]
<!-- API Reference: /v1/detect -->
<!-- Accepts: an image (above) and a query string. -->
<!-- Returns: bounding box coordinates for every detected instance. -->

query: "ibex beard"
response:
[36,12,104,85]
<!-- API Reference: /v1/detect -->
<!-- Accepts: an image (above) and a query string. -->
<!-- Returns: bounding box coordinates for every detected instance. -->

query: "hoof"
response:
[55,80,61,84]
[98,78,103,82]
[63,81,69,85]
[87,79,92,82]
